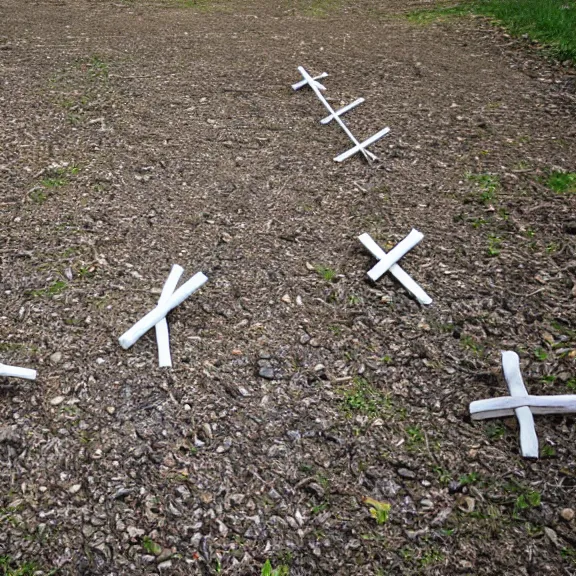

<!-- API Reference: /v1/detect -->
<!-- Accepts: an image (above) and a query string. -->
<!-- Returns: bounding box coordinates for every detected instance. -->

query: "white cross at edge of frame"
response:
[470,351,576,458]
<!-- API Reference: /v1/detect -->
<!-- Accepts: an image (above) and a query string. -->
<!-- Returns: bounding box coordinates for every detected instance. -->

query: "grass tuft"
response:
[547,171,576,194]
[406,1,576,62]
[475,0,576,62]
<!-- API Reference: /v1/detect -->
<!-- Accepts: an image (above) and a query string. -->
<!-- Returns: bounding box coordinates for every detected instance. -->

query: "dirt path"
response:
[1,1,575,574]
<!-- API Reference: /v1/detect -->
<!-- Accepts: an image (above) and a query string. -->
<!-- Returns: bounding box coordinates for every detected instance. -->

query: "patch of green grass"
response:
[296,0,341,16]
[40,177,68,188]
[261,559,289,576]
[405,5,471,24]
[37,165,79,195]
[405,425,425,449]
[339,377,391,417]
[471,217,488,228]
[459,471,480,486]
[504,481,542,518]
[348,293,362,306]
[87,55,109,80]
[561,546,576,565]
[30,280,68,298]
[29,188,47,203]
[541,444,556,457]
[460,335,484,356]
[474,0,576,62]
[0,556,46,576]
[362,496,391,525]
[467,173,500,204]
[547,171,576,194]
[142,536,162,556]
[314,264,337,282]
[485,422,506,440]
[514,490,541,515]
[434,466,452,486]
[419,548,445,567]
[534,347,548,361]
[487,234,502,257]
[566,378,576,391]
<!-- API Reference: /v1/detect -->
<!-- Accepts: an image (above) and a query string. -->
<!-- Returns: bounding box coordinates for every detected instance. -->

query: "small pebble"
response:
[259,367,275,380]
[561,508,575,522]
[69,484,81,494]
[50,396,65,406]
[216,438,232,453]
[397,468,416,479]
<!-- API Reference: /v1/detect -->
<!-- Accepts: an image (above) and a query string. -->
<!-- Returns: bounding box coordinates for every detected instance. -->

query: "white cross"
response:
[0,363,36,381]
[118,268,208,365]
[469,351,576,458]
[358,230,432,305]
[293,66,390,163]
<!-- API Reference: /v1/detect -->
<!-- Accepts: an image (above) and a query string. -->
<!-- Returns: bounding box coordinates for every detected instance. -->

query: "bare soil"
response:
[1,0,576,574]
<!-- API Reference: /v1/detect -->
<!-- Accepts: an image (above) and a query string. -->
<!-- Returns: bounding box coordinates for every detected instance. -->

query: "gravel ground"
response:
[1,0,575,574]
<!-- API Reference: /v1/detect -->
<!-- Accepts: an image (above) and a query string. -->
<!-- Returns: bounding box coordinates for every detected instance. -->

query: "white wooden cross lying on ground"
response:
[358,230,432,305]
[0,362,37,381]
[292,66,390,163]
[118,266,208,367]
[470,351,576,458]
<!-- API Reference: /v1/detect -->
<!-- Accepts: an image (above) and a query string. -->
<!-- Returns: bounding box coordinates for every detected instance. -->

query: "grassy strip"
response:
[474,0,576,62]
[406,1,576,62]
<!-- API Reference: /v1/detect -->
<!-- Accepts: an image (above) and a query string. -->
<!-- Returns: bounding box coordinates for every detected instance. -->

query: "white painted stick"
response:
[119,272,208,350]
[292,72,328,91]
[0,363,37,380]
[515,406,538,458]
[367,229,423,282]
[358,233,432,305]
[470,394,576,418]
[502,351,538,458]
[297,67,364,150]
[295,66,388,163]
[320,98,365,124]
[156,265,184,368]
[334,127,390,163]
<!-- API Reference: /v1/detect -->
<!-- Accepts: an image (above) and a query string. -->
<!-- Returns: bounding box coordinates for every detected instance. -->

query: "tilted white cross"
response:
[0,363,37,381]
[358,231,432,305]
[292,66,390,163]
[470,351,576,458]
[118,266,208,366]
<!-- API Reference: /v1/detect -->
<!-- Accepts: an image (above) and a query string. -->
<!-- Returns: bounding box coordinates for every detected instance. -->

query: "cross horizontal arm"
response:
[367,229,423,282]
[292,71,328,91]
[0,363,37,380]
[156,264,184,368]
[470,394,576,419]
[334,127,390,163]
[119,272,208,350]
[320,98,365,124]
[358,233,432,305]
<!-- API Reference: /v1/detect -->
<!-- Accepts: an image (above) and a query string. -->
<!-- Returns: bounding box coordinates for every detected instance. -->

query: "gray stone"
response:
[259,367,275,380]
[397,468,416,479]
[286,430,301,442]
